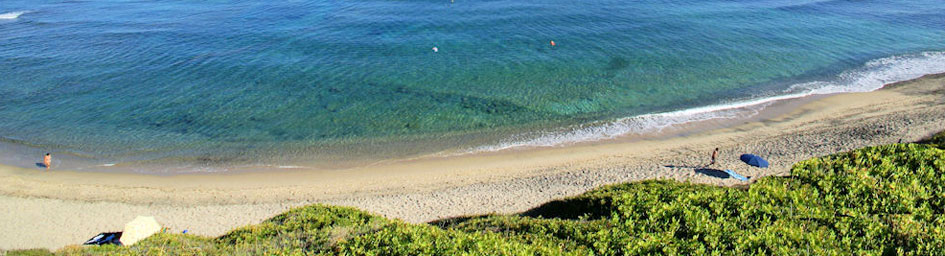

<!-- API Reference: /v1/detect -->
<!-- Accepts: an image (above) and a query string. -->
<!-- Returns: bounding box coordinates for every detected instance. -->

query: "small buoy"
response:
[432,46,438,52]
[550,40,556,47]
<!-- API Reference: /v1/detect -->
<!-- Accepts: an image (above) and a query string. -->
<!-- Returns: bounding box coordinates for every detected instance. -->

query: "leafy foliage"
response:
[5,249,55,256]
[920,131,945,149]
[9,132,945,255]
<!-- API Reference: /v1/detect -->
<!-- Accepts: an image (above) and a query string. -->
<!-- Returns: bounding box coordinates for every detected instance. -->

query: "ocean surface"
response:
[1,0,944,172]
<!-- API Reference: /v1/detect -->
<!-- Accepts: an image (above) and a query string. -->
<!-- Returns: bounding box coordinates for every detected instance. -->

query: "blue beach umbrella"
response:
[739,154,769,168]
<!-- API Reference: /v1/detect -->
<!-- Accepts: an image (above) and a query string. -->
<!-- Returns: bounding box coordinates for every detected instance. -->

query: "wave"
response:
[0,11,29,20]
[466,51,945,153]
[772,0,846,11]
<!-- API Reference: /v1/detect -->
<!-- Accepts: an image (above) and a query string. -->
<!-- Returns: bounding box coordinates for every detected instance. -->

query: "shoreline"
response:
[2,73,945,250]
[0,90,827,175]
[3,52,944,174]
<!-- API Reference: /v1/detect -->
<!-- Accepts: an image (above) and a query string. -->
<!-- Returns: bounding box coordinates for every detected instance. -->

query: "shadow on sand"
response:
[665,165,735,180]
[664,165,706,169]
[694,168,731,179]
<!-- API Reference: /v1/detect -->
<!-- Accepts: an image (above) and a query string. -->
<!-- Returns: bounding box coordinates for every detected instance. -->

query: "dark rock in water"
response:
[606,57,630,72]
[603,56,631,78]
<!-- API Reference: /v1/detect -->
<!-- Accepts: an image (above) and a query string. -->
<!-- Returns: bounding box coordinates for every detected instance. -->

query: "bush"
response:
[5,249,54,256]
[920,131,945,149]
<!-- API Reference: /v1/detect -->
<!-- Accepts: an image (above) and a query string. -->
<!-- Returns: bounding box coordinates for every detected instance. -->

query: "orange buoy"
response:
[550,40,556,47]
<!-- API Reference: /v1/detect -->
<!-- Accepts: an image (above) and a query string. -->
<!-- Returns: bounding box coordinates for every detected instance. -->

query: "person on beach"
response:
[709,148,719,166]
[44,153,52,170]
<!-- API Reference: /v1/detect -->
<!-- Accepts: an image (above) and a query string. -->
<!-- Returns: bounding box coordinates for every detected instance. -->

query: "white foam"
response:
[467,51,945,153]
[0,11,29,20]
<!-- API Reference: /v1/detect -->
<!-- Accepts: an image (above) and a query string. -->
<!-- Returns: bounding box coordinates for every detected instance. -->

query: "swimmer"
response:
[432,46,438,52]
[550,40,556,47]
[44,153,51,170]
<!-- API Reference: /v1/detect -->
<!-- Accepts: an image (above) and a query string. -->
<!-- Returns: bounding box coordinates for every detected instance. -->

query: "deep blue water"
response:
[1,0,944,171]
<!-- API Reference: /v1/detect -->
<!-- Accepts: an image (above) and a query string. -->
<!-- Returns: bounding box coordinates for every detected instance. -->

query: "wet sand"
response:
[1,73,944,250]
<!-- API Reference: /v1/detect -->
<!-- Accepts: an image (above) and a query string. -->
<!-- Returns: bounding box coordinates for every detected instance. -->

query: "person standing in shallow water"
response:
[44,153,51,170]
[710,148,719,167]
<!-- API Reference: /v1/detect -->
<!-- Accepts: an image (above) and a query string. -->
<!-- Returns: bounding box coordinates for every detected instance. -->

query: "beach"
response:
[0,73,942,250]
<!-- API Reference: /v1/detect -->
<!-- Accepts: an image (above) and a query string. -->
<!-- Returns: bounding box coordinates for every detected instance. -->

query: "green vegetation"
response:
[8,133,945,255]
[920,131,945,148]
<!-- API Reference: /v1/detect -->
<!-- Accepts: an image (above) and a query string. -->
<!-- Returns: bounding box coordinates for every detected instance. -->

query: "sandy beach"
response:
[1,74,944,251]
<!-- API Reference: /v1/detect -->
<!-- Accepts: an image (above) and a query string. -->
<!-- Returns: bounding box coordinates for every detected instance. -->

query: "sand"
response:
[1,74,944,251]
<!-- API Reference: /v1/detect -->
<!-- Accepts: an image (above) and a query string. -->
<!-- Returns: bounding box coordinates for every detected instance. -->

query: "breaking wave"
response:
[0,11,29,20]
[468,51,945,153]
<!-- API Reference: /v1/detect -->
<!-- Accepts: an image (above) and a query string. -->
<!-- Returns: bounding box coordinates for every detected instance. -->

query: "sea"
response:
[1,0,944,173]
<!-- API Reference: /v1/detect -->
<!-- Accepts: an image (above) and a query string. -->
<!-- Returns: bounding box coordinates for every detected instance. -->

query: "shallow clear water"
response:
[1,0,944,171]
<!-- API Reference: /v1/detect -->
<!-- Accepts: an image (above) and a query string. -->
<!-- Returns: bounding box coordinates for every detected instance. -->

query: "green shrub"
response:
[5,249,54,256]
[920,131,945,149]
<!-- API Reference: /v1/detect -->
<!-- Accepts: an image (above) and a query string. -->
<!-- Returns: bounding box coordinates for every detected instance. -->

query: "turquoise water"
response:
[1,0,945,171]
